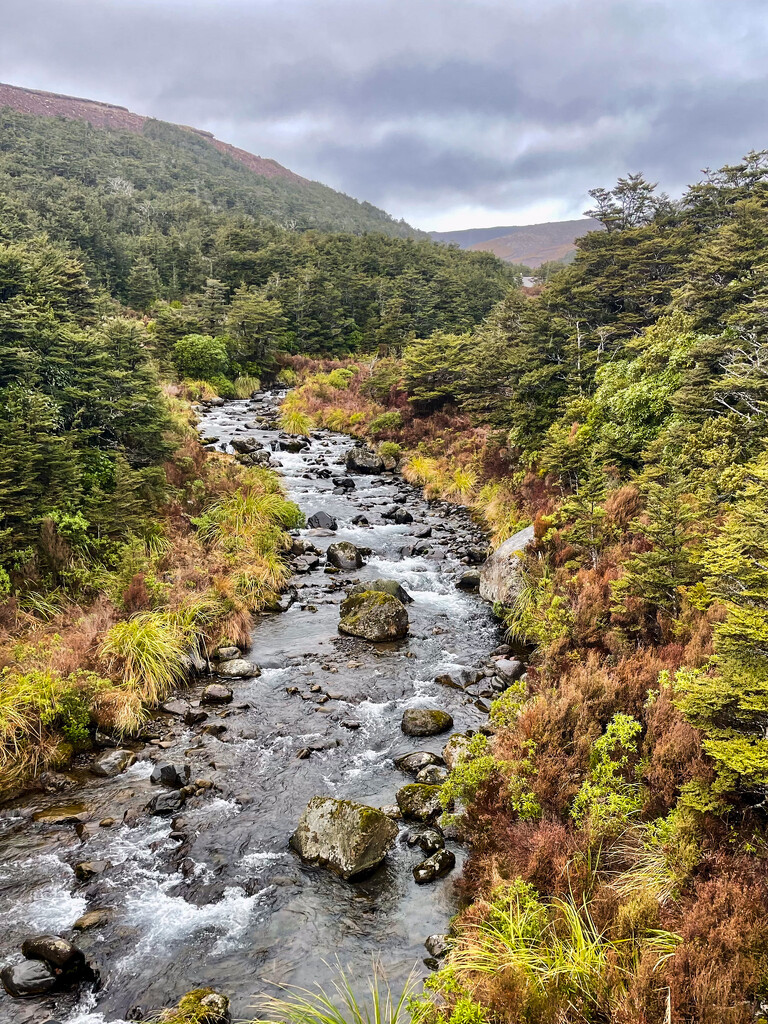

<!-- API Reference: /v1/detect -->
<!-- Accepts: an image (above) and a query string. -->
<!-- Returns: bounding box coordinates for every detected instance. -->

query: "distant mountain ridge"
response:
[431,218,601,267]
[0,81,423,237]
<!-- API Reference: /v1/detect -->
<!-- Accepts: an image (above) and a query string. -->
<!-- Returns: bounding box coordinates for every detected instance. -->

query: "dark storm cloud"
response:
[1,0,767,228]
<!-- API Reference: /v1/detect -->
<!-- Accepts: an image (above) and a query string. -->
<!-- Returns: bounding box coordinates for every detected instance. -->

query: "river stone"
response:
[73,909,111,931]
[32,804,88,825]
[74,859,111,881]
[413,849,456,884]
[401,708,453,736]
[394,751,443,774]
[201,683,234,704]
[216,659,261,678]
[172,988,231,1023]
[456,569,481,592]
[396,784,443,821]
[1,959,57,997]
[347,578,413,604]
[413,827,445,854]
[148,790,185,815]
[307,511,337,530]
[161,699,191,717]
[425,934,450,958]
[495,658,525,680]
[212,645,240,660]
[21,934,85,974]
[91,748,135,778]
[231,437,259,454]
[442,733,473,769]
[327,541,364,570]
[416,764,450,785]
[150,763,191,788]
[290,796,398,879]
[478,524,535,605]
[339,591,409,642]
[345,446,385,474]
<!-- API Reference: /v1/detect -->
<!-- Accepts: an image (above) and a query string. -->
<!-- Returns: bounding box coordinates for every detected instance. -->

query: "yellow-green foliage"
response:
[277,367,299,386]
[505,570,573,652]
[570,713,644,837]
[444,880,680,1021]
[474,481,525,547]
[233,374,261,399]
[440,733,541,823]
[183,379,220,401]
[279,390,315,435]
[99,611,194,707]
[253,966,414,1024]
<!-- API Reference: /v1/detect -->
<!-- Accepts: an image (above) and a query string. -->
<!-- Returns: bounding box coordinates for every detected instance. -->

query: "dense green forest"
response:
[287,152,768,1023]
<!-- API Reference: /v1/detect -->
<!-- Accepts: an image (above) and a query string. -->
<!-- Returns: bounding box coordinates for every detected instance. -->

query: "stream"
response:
[0,391,503,1024]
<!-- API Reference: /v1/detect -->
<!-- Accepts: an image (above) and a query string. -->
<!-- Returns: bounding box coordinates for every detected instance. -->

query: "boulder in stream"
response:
[401,708,453,736]
[413,848,456,884]
[216,659,261,679]
[395,751,443,774]
[1,959,58,997]
[90,748,135,778]
[345,446,385,474]
[396,783,443,821]
[478,524,535,606]
[21,934,86,974]
[442,733,473,769]
[150,762,191,788]
[201,683,234,704]
[307,511,337,530]
[327,541,365,570]
[290,796,398,879]
[339,591,409,641]
[347,578,413,604]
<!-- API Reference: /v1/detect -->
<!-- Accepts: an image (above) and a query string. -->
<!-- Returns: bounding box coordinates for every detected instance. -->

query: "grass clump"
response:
[99,611,193,707]
[253,965,415,1024]
[233,374,261,398]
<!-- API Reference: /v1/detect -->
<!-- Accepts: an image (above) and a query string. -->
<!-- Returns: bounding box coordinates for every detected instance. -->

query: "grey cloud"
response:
[1,0,767,227]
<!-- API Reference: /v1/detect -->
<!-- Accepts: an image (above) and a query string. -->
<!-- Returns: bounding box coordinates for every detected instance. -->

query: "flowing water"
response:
[0,392,502,1024]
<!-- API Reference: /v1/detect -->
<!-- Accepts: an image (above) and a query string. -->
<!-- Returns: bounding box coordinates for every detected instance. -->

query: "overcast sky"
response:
[1,0,767,230]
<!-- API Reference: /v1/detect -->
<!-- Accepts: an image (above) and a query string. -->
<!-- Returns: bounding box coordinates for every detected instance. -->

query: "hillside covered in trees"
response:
[284,153,768,1023]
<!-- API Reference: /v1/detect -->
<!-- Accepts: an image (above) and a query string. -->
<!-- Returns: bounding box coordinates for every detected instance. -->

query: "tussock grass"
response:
[253,965,415,1024]
[99,611,191,706]
[233,374,261,399]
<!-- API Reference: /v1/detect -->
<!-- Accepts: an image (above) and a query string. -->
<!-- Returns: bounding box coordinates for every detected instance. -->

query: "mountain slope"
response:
[0,81,422,238]
[431,218,601,267]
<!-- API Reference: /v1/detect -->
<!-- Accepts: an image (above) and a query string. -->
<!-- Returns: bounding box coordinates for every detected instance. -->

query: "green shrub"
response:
[277,367,298,386]
[369,411,403,437]
[173,334,229,380]
[378,441,402,460]
[571,713,644,836]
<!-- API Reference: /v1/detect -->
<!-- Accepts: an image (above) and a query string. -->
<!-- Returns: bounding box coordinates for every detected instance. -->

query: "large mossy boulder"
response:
[479,524,535,606]
[396,783,443,821]
[346,445,385,474]
[290,796,399,879]
[339,591,409,641]
[347,578,413,604]
[401,708,453,736]
[442,733,473,769]
[327,541,365,570]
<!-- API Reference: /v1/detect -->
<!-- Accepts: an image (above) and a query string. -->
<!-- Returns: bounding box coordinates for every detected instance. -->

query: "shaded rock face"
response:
[479,524,535,606]
[456,569,481,592]
[150,763,190,788]
[327,541,365,570]
[91,748,135,778]
[307,511,337,530]
[339,591,409,642]
[396,783,443,821]
[401,708,453,736]
[347,578,413,604]
[345,446,385,474]
[21,934,85,973]
[289,796,399,879]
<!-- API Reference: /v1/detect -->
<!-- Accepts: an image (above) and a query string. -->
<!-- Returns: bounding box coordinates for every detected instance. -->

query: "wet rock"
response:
[442,733,473,769]
[216,659,261,679]
[327,541,365,570]
[74,860,111,881]
[184,707,208,726]
[147,790,185,815]
[231,438,260,454]
[73,909,111,931]
[382,505,413,524]
[396,784,443,821]
[416,765,449,785]
[425,934,450,958]
[332,476,356,490]
[395,751,443,774]
[339,591,409,642]
[212,645,241,661]
[401,708,453,736]
[347,578,413,604]
[90,748,135,778]
[413,525,432,538]
[161,699,191,717]
[464,547,488,564]
[21,934,86,974]
[479,524,535,605]
[351,514,369,526]
[413,849,456,884]
[32,804,88,825]
[290,796,399,879]
[307,511,337,530]
[201,683,234,704]
[434,673,463,690]
[456,569,481,592]
[279,436,310,452]
[150,763,191,788]
[1,959,57,997]
[494,658,525,681]
[340,719,361,730]
[345,446,385,474]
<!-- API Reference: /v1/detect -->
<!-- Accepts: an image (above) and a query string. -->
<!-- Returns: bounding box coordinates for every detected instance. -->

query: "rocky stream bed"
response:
[0,391,525,1023]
